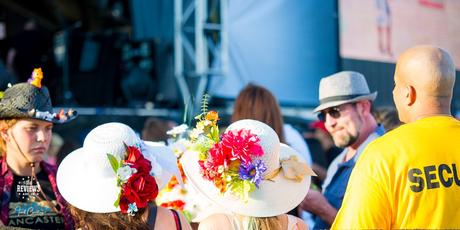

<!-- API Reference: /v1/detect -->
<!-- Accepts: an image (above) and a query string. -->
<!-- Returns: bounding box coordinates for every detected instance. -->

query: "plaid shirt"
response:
[0,157,74,229]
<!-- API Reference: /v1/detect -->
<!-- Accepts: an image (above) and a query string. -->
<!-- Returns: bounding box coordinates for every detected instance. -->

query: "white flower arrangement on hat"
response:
[157,97,241,221]
[156,111,222,221]
[156,124,192,219]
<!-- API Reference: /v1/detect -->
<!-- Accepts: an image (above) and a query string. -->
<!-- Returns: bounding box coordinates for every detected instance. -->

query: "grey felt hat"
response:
[0,68,77,123]
[314,71,377,112]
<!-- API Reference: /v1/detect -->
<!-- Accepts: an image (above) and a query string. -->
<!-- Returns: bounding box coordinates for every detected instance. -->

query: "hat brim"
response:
[180,143,310,217]
[0,106,77,124]
[57,141,178,213]
[0,107,29,119]
[313,92,377,112]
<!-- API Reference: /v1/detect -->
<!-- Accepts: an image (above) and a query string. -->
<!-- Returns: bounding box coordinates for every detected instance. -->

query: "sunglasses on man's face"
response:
[317,103,355,122]
[317,107,341,122]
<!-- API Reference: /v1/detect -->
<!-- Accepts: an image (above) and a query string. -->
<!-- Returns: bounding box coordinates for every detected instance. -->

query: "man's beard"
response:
[333,131,359,148]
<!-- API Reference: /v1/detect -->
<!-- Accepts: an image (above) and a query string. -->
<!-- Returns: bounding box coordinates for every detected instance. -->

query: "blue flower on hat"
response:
[127,203,138,216]
[238,159,267,188]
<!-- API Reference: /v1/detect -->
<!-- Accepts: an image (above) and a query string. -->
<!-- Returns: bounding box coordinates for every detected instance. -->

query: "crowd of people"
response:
[0,44,458,229]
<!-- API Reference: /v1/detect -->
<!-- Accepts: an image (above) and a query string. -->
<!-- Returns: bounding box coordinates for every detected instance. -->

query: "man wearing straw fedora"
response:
[300,71,384,229]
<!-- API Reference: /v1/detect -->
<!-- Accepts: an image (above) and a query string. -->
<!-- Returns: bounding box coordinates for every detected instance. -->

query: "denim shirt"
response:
[313,125,385,229]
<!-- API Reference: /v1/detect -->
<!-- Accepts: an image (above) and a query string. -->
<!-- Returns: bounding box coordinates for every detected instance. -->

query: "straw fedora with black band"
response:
[0,68,77,123]
[314,71,378,112]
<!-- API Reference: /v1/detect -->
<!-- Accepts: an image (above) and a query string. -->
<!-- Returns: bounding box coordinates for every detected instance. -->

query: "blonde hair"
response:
[247,216,282,230]
[0,119,18,157]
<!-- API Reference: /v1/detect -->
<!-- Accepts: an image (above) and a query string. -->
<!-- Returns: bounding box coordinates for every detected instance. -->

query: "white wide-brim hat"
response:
[181,119,312,217]
[314,71,377,112]
[57,122,181,213]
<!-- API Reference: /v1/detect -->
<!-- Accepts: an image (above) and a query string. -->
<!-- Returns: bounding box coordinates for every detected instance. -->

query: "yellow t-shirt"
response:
[332,116,460,229]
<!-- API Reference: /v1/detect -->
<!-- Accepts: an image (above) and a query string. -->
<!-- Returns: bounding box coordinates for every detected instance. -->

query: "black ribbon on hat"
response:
[319,94,368,104]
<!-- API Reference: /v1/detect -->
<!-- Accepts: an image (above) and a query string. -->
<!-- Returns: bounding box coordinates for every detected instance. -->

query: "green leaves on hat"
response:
[107,153,120,174]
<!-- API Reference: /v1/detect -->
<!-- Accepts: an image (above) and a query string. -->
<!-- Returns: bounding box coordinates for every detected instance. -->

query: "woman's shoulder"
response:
[198,213,234,230]
[285,214,308,230]
[155,206,192,230]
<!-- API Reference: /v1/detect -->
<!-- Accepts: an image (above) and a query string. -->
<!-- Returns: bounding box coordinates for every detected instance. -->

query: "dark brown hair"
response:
[232,84,285,142]
[69,204,150,230]
[0,119,18,157]
[374,106,402,131]
[142,117,174,142]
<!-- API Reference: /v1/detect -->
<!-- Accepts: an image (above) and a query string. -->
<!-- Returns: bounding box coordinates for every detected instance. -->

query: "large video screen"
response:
[339,0,460,68]
[209,1,338,106]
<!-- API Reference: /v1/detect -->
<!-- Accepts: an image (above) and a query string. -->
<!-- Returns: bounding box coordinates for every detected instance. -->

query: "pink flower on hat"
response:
[219,129,264,166]
[198,126,266,200]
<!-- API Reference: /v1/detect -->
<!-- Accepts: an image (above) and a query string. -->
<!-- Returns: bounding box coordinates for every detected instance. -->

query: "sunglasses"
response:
[317,103,355,122]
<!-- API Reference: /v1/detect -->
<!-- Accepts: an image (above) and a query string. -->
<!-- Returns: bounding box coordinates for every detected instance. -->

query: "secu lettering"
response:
[408,163,460,192]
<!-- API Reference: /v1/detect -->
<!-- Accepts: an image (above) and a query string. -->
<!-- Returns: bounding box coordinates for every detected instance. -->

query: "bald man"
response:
[332,45,460,229]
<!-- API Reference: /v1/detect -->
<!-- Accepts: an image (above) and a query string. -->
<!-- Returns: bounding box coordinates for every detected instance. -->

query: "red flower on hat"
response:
[160,200,186,210]
[107,144,159,215]
[124,145,152,174]
[120,172,158,211]
[199,143,228,178]
[119,196,133,214]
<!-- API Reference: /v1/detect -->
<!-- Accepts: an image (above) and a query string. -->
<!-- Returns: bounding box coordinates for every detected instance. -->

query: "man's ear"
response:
[356,100,371,116]
[406,85,416,106]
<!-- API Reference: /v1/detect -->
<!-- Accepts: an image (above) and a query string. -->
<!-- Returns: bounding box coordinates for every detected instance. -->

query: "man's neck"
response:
[6,154,40,176]
[343,148,357,162]
[413,112,452,122]
[343,122,378,162]
[412,99,452,122]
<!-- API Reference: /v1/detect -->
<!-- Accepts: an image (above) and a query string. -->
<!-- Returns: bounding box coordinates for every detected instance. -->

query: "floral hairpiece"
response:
[190,110,267,202]
[107,143,159,215]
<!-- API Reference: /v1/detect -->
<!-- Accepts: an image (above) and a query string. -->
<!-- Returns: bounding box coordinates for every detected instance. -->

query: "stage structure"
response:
[174,0,228,113]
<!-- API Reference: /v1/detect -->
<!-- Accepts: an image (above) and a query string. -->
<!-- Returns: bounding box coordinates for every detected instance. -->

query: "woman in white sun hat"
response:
[181,119,315,230]
[57,122,192,229]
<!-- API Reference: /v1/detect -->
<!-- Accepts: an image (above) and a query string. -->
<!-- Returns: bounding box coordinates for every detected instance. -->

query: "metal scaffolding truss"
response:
[174,0,228,113]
